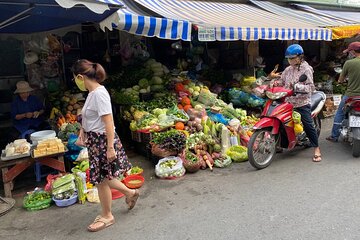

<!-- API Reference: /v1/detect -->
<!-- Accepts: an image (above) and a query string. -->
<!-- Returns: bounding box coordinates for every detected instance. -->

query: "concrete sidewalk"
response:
[2,118,360,240]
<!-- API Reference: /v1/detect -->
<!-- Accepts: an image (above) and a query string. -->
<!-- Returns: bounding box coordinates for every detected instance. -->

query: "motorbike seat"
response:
[311,92,324,111]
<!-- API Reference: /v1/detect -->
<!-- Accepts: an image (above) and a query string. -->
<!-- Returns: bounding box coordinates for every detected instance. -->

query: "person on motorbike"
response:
[270,44,322,162]
[326,42,360,142]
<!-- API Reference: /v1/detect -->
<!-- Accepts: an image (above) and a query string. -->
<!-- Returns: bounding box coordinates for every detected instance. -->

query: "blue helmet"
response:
[285,44,304,58]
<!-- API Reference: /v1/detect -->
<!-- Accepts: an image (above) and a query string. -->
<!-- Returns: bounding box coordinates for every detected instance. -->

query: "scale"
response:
[0,196,15,217]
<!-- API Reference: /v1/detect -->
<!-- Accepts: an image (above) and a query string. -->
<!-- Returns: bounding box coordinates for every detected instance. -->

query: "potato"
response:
[67,105,73,111]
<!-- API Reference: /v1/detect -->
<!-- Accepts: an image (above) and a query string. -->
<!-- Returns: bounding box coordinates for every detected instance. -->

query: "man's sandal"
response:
[312,155,322,162]
[87,215,115,232]
[125,189,139,210]
[326,136,338,142]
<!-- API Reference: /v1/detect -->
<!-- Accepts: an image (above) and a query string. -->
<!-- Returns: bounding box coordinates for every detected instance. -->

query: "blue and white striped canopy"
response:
[56,0,192,41]
[291,3,360,24]
[133,0,332,41]
[100,8,191,41]
[250,0,356,27]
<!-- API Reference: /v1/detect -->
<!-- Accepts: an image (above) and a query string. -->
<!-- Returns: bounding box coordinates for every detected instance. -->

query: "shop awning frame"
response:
[133,0,333,41]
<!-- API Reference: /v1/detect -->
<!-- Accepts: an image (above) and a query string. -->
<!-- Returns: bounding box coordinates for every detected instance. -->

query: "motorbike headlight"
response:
[266,91,288,100]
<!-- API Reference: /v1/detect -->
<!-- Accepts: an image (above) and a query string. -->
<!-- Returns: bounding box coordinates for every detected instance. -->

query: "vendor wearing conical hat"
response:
[11,81,46,138]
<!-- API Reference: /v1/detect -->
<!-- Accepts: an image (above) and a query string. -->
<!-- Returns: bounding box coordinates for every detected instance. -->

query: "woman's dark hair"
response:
[71,59,106,83]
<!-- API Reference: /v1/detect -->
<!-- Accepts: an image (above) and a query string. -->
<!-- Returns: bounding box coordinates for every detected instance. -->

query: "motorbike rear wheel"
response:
[352,139,360,158]
[248,129,277,169]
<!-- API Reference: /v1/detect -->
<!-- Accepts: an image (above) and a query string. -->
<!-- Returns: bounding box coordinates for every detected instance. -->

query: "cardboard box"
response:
[323,94,342,118]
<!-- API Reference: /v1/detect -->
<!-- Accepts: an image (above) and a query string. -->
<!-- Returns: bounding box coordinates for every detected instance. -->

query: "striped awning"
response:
[56,0,192,41]
[100,8,191,41]
[291,4,360,24]
[250,0,356,27]
[133,0,332,41]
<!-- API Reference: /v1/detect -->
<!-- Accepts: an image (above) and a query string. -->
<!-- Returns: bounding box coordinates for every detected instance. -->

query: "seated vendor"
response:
[10,81,48,140]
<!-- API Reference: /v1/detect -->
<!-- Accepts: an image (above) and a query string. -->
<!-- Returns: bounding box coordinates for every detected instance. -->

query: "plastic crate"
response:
[131,131,142,142]
[140,132,152,144]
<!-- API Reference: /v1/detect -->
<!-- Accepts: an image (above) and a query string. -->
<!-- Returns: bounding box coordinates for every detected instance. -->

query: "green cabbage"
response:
[138,78,149,88]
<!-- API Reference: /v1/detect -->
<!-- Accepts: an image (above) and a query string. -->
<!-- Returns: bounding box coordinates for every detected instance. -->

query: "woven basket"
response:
[151,143,177,158]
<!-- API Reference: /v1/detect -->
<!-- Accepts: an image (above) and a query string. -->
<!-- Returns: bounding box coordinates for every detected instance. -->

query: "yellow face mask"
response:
[74,74,87,92]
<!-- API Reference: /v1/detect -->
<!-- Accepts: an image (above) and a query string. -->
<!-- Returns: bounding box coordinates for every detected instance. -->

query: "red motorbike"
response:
[247,74,326,169]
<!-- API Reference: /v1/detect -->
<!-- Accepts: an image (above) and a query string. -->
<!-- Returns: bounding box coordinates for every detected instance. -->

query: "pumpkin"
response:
[177,104,184,109]
[183,104,192,112]
[181,97,191,106]
[175,122,185,130]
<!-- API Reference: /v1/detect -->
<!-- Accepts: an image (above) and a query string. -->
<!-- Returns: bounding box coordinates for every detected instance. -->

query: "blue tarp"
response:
[0,0,119,33]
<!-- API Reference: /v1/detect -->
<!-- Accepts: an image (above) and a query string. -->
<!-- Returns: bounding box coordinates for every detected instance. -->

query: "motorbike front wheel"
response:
[248,129,277,169]
[353,139,360,158]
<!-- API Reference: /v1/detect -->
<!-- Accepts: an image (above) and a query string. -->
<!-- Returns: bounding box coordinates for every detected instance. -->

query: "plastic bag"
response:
[23,189,52,211]
[247,94,265,108]
[228,88,248,106]
[155,156,185,179]
[207,111,229,125]
[197,89,217,106]
[167,107,190,122]
[293,111,301,124]
[76,148,88,161]
[87,188,100,203]
[226,145,248,162]
[187,108,207,120]
[67,134,83,152]
[221,126,231,153]
[214,155,232,168]
[229,88,265,107]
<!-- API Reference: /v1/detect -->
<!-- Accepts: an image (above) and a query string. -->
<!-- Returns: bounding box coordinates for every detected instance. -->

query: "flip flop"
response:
[126,189,139,210]
[312,155,322,162]
[87,215,115,232]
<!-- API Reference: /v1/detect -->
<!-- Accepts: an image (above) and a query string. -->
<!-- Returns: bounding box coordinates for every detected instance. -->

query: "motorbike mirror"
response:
[299,74,307,82]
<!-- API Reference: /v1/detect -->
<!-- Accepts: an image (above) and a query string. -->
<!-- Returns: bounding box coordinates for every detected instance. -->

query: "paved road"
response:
[1,118,360,240]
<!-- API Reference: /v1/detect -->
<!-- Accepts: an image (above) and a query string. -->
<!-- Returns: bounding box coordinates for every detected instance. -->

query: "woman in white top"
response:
[72,59,139,232]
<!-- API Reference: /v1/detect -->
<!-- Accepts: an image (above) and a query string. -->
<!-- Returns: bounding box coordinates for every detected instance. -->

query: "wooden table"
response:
[0,154,65,198]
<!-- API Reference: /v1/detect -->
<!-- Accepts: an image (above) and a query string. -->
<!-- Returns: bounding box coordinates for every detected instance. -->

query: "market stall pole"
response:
[0,154,65,198]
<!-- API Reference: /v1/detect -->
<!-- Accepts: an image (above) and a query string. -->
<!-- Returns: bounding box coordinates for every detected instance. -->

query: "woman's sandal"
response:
[125,189,139,210]
[312,155,322,162]
[87,215,115,232]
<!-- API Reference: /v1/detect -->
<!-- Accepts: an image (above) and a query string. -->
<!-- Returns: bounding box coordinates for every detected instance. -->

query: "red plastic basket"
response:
[111,189,124,200]
[122,175,145,189]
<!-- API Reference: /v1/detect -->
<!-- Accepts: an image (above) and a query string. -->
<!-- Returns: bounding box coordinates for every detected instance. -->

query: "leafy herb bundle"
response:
[151,129,186,152]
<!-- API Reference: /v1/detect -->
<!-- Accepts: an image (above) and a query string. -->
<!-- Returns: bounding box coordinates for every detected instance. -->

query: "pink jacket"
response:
[278,61,316,108]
